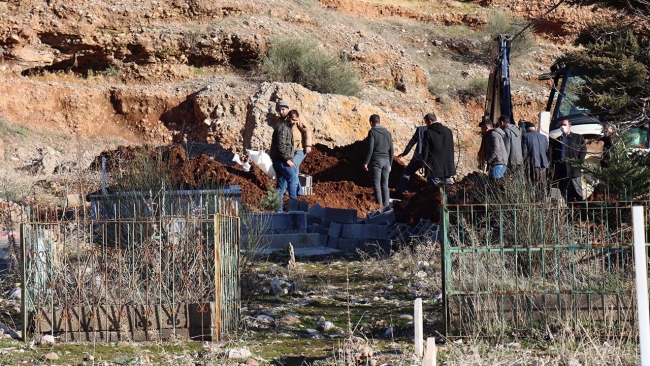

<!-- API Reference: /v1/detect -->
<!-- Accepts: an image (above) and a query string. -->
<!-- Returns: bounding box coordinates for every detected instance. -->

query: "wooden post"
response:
[414,298,423,357]
[424,337,437,366]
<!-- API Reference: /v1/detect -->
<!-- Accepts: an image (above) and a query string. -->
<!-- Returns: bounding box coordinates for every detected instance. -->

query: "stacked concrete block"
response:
[308,203,324,217]
[317,208,393,254]
[241,212,307,235]
[323,207,358,224]
[307,223,329,236]
[241,202,417,256]
[286,199,309,212]
[366,206,396,225]
[299,174,313,196]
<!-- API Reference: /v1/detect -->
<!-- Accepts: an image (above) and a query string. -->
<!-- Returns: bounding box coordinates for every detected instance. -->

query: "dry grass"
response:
[362,0,481,13]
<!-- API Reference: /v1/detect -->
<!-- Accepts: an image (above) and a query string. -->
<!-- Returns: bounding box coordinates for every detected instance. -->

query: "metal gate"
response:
[20,213,240,342]
[440,197,650,338]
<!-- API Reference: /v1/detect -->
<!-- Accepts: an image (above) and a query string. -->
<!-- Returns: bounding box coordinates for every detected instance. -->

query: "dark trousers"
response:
[558,176,583,202]
[527,166,547,200]
[395,158,422,196]
[370,158,391,207]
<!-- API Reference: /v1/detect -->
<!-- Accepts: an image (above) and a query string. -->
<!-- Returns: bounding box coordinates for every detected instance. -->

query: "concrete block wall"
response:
[244,203,406,255]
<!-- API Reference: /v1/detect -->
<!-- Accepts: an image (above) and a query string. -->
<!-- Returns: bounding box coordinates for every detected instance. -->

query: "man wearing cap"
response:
[270,103,298,210]
[421,114,456,185]
[521,121,548,185]
[273,101,313,197]
[478,118,508,179]
[395,114,434,197]
[363,114,394,207]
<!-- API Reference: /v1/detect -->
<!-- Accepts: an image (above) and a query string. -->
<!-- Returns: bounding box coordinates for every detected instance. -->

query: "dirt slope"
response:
[0,0,621,212]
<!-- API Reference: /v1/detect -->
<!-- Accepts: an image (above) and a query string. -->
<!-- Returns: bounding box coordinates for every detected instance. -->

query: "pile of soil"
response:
[95,142,439,222]
[94,145,273,207]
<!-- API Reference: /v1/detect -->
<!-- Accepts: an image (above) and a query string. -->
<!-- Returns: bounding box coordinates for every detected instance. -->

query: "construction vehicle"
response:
[484,34,602,138]
[483,34,603,198]
[484,34,650,196]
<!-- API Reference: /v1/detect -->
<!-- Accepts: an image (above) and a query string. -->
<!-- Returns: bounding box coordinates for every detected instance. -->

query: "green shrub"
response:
[560,24,649,120]
[261,37,360,96]
[580,132,650,200]
[458,77,488,100]
[260,183,282,212]
[0,118,30,138]
[481,10,535,59]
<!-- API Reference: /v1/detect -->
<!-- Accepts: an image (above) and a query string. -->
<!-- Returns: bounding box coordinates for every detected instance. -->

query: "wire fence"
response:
[440,198,650,338]
[20,189,241,343]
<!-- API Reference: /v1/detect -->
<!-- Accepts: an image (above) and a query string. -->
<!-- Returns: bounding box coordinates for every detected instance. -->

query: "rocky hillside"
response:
[0,0,622,205]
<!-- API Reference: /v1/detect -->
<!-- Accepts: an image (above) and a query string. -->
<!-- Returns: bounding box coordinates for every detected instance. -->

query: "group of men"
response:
[478,115,587,201]
[269,101,586,210]
[268,101,312,209]
[269,104,457,209]
[364,113,456,206]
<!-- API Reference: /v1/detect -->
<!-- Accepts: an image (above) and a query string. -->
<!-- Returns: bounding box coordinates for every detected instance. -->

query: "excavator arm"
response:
[484,34,514,125]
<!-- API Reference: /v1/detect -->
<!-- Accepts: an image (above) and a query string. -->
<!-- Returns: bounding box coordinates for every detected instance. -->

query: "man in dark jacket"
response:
[394,114,433,197]
[478,119,508,179]
[421,114,455,185]
[270,111,298,209]
[549,119,586,202]
[363,114,394,207]
[521,121,549,185]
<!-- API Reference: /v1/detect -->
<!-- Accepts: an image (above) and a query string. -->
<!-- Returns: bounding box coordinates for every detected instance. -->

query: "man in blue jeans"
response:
[363,114,394,207]
[270,106,298,211]
[287,109,313,196]
[478,118,508,179]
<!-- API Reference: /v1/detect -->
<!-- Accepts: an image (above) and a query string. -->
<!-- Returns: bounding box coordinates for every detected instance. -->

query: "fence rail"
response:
[440,197,650,338]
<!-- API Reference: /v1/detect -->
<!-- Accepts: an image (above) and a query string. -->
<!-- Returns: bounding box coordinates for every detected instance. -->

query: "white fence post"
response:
[633,206,650,366]
[424,337,437,366]
[415,298,423,357]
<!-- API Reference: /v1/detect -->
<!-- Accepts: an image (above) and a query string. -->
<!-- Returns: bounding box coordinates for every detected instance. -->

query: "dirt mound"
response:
[94,145,272,208]
[94,142,439,220]
[304,142,428,189]
[392,172,489,224]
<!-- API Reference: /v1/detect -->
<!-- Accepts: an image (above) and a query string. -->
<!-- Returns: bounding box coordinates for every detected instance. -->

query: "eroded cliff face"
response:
[0,0,615,177]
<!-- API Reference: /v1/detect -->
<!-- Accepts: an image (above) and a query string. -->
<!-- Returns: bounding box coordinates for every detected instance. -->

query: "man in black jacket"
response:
[522,121,549,185]
[363,114,394,207]
[270,112,298,210]
[549,119,587,202]
[394,114,433,198]
[421,114,455,185]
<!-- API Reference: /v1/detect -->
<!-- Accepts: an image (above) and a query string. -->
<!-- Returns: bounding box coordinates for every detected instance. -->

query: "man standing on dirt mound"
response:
[363,114,394,207]
[287,109,313,197]
[270,102,298,211]
[421,114,456,185]
[394,114,433,198]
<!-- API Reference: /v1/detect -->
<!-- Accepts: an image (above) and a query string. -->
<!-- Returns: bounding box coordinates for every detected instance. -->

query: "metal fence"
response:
[440,197,650,338]
[20,209,240,342]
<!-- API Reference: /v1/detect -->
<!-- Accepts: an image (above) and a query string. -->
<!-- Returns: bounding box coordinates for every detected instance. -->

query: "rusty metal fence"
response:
[440,197,650,338]
[20,192,241,342]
